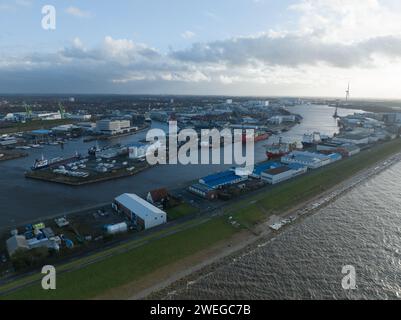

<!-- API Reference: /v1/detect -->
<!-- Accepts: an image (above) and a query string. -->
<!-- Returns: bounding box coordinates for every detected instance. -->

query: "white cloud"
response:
[289,0,401,43]
[0,0,31,11]
[2,0,401,97]
[15,0,31,6]
[65,6,92,18]
[181,31,196,40]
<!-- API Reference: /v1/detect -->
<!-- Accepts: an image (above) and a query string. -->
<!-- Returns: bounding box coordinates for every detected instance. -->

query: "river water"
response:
[166,160,401,300]
[0,105,359,229]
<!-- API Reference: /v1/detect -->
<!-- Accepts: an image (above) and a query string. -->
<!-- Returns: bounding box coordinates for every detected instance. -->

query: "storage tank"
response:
[106,222,128,235]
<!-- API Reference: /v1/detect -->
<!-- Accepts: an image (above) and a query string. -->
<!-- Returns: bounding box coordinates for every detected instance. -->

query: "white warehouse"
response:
[281,151,342,169]
[261,164,307,185]
[113,193,167,230]
[96,119,133,135]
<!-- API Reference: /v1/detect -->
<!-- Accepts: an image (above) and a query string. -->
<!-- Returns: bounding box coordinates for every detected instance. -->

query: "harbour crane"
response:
[58,102,66,119]
[23,102,33,119]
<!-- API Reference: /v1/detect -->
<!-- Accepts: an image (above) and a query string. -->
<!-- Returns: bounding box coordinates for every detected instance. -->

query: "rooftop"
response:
[253,162,281,176]
[30,129,52,135]
[190,183,215,193]
[264,166,291,175]
[335,133,370,140]
[115,193,166,219]
[200,170,244,188]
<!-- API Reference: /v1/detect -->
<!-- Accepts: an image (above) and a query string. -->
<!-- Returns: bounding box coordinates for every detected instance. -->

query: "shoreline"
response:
[122,151,401,300]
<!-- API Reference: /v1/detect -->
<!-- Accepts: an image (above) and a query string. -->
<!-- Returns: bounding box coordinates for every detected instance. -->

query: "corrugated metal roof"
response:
[31,129,51,135]
[200,170,246,188]
[287,163,307,170]
[253,162,281,175]
[265,166,291,175]
[115,193,166,220]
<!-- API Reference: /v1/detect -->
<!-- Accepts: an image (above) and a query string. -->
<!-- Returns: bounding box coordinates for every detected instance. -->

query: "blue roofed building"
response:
[251,162,281,178]
[26,129,53,143]
[199,169,248,189]
[30,129,52,136]
[327,153,342,162]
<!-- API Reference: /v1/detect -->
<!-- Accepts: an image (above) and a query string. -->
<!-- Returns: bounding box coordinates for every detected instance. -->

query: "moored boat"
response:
[266,138,296,159]
[31,153,81,171]
[302,132,322,148]
[242,131,270,144]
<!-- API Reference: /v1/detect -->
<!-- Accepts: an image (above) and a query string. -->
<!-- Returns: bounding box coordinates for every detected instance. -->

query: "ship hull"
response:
[302,142,315,148]
[242,133,269,144]
[266,152,287,160]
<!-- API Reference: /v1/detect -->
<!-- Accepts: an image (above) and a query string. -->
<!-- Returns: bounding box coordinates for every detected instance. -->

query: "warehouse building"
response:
[6,235,29,256]
[6,228,60,257]
[332,134,370,145]
[281,151,342,169]
[189,183,218,200]
[113,193,167,230]
[52,124,80,134]
[251,162,281,178]
[199,169,248,189]
[317,142,361,157]
[96,119,135,135]
[261,163,307,185]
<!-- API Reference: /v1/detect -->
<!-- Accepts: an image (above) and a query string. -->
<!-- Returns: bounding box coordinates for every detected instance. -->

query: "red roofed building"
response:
[147,188,169,205]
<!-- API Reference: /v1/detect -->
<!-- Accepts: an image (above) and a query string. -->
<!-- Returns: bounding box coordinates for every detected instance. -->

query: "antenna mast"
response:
[345,83,350,102]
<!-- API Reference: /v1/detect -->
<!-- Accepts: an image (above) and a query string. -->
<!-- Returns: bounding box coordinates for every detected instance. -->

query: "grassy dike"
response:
[2,138,401,300]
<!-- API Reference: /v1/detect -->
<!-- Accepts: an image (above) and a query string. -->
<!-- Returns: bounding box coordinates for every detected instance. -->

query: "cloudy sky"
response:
[1,0,401,98]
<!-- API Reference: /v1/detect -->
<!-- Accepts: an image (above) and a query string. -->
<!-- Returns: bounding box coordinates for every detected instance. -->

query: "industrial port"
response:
[2,95,401,298]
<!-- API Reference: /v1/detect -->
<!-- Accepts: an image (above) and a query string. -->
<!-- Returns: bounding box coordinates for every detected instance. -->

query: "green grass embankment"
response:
[2,218,236,300]
[167,203,199,220]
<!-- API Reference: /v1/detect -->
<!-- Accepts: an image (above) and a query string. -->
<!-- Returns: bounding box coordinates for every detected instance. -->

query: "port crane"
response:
[23,102,33,120]
[333,100,340,119]
[58,102,66,119]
